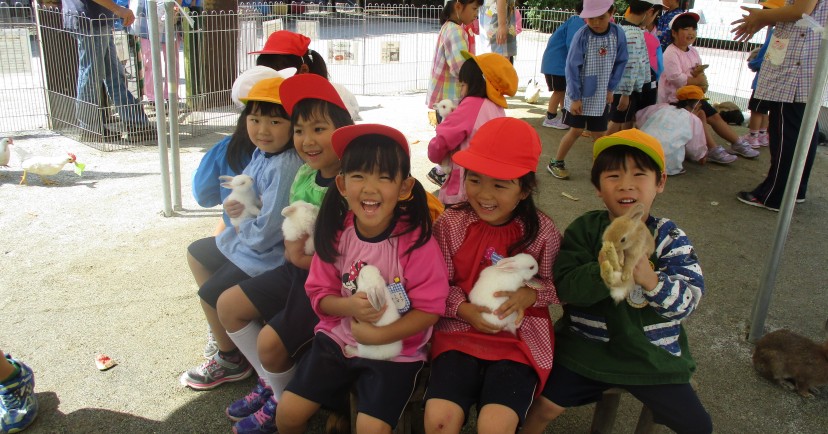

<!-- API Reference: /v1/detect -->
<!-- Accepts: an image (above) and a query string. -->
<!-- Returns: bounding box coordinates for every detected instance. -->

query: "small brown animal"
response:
[599,204,655,303]
[752,320,828,398]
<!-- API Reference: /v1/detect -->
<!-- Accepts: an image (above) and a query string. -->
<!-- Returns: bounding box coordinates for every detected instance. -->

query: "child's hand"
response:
[350,318,382,345]
[458,302,502,334]
[493,286,536,326]
[632,255,659,292]
[349,292,386,323]
[570,100,583,115]
[617,94,630,111]
[606,91,614,106]
[224,199,244,218]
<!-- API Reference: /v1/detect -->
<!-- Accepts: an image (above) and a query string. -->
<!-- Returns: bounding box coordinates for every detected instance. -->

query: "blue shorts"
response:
[424,351,538,425]
[285,333,424,428]
[239,262,318,357]
[189,237,250,307]
[540,364,711,434]
[562,106,610,131]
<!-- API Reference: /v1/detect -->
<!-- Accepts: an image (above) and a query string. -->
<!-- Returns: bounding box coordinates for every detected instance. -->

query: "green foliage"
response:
[521,0,629,33]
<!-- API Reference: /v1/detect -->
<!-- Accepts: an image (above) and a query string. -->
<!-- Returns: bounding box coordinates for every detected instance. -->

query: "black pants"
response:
[751,101,819,209]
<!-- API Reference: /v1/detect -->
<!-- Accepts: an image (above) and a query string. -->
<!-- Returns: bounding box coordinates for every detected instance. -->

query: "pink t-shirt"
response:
[658,44,702,103]
[305,215,449,363]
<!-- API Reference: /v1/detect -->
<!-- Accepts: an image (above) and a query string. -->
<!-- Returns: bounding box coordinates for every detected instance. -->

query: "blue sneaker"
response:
[0,356,38,433]
[226,377,273,422]
[232,396,277,434]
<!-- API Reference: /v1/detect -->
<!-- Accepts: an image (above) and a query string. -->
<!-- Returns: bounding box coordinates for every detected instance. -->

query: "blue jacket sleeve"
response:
[192,136,233,208]
[566,27,588,101]
[655,45,664,81]
[607,25,628,92]
[748,27,773,72]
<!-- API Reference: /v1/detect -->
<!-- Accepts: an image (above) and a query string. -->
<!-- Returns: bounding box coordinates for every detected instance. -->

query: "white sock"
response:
[227,321,265,379]
[263,365,296,402]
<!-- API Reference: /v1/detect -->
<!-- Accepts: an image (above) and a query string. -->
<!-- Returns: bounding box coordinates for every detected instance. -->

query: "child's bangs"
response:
[341,135,409,178]
[591,146,661,187]
[249,100,289,119]
[672,16,698,30]
[292,99,353,129]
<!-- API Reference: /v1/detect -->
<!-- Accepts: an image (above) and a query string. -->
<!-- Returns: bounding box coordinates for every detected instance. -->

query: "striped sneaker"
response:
[180,353,252,390]
[0,355,38,434]
[227,377,273,422]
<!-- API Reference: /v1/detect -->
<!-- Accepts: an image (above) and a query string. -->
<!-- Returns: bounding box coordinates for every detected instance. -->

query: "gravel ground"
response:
[1,93,827,433]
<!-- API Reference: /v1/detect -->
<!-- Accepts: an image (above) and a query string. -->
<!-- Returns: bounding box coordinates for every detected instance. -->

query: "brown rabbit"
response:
[599,203,655,303]
[752,320,828,398]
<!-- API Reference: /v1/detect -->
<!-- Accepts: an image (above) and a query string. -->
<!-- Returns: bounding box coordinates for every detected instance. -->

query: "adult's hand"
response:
[731,6,765,42]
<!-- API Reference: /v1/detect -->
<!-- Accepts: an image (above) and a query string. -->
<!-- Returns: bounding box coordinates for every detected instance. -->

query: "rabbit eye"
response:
[620,237,626,243]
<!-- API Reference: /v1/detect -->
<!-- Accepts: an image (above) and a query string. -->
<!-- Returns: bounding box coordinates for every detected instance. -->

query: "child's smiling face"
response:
[336,169,414,238]
[672,26,697,49]
[464,170,529,226]
[596,155,666,221]
[293,113,340,179]
[246,108,292,154]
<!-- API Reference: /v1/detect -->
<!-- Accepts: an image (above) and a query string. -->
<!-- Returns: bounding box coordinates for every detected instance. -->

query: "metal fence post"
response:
[164,0,181,210]
[747,27,828,343]
[147,0,172,216]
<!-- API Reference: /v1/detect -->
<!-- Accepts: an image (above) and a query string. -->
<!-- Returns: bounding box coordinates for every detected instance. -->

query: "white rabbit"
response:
[281,200,319,255]
[219,174,261,228]
[432,98,456,119]
[349,265,403,360]
[431,98,457,175]
[524,77,541,104]
[468,253,539,335]
[332,83,361,121]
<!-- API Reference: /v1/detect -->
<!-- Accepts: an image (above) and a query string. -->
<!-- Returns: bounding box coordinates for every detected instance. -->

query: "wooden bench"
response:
[590,388,656,434]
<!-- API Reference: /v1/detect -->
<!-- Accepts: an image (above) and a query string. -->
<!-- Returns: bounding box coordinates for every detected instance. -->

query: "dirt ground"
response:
[1,93,827,433]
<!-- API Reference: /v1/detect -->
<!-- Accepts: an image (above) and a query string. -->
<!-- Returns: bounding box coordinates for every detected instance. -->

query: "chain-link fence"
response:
[1,1,825,150]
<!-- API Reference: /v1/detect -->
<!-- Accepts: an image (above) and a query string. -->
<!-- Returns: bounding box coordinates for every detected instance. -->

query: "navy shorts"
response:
[285,333,424,428]
[540,364,711,434]
[747,90,772,114]
[609,92,641,123]
[189,237,251,307]
[698,100,719,118]
[544,74,566,92]
[240,262,318,357]
[639,76,658,109]
[562,106,610,131]
[424,351,538,425]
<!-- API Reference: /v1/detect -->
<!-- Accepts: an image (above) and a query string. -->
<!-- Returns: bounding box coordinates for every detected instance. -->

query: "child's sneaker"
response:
[426,167,446,187]
[707,146,737,164]
[233,396,277,434]
[758,131,769,147]
[180,353,253,390]
[542,116,569,129]
[227,377,273,422]
[546,160,570,179]
[203,330,218,359]
[740,132,759,149]
[729,139,760,158]
[0,356,38,434]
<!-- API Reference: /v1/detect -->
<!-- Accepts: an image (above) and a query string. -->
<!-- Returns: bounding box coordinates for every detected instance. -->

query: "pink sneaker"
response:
[757,131,769,147]
[740,133,759,149]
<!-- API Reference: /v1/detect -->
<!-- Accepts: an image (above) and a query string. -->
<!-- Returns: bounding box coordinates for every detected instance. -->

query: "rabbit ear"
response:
[366,288,386,311]
[494,257,518,272]
[281,205,294,218]
[218,175,234,182]
[628,203,645,221]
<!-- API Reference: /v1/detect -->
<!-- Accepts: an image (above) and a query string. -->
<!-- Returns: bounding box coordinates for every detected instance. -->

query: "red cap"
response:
[249,30,310,56]
[453,118,541,179]
[279,74,347,116]
[331,124,409,159]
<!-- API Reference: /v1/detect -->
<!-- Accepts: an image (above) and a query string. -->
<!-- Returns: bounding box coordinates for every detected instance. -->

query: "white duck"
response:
[0,137,11,167]
[15,146,83,185]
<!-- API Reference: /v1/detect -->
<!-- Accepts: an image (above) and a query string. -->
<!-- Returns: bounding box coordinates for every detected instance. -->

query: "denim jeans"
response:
[75,24,151,133]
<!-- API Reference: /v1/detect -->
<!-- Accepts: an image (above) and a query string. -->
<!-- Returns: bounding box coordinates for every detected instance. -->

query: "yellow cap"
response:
[676,85,707,101]
[760,0,785,8]
[460,51,518,108]
[594,128,665,171]
[239,77,285,105]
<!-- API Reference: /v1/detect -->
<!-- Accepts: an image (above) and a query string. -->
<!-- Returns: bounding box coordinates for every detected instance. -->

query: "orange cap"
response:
[460,51,518,108]
[593,128,665,171]
[453,118,541,179]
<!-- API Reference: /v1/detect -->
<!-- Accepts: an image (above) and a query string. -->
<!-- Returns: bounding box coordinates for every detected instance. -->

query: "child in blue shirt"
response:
[540,1,585,129]
[546,0,628,180]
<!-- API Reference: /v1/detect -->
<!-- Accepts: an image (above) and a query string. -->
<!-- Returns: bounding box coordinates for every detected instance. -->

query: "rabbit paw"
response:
[600,261,622,286]
[344,345,359,358]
